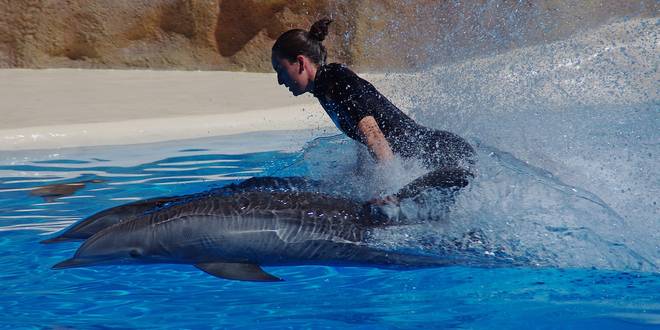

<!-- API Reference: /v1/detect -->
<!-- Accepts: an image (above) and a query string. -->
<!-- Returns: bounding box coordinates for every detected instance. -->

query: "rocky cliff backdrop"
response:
[0,0,655,71]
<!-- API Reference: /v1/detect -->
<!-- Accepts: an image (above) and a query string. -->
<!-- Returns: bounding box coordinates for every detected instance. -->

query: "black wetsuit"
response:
[312,63,475,196]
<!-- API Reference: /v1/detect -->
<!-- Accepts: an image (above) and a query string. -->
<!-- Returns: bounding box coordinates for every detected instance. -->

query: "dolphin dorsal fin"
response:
[195,262,282,282]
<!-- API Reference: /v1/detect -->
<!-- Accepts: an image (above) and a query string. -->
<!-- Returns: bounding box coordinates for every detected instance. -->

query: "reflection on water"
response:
[0,132,309,236]
[29,179,105,202]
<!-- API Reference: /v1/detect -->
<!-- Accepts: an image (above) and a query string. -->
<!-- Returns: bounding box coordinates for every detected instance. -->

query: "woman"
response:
[271,19,474,203]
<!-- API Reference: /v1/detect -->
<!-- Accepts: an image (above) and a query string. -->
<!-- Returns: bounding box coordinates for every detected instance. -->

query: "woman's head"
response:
[271,19,332,96]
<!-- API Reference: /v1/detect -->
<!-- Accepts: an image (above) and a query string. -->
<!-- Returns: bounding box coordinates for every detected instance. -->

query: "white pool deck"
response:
[0,69,336,151]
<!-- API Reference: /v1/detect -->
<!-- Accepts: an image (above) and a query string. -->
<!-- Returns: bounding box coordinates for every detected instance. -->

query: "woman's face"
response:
[272,55,309,96]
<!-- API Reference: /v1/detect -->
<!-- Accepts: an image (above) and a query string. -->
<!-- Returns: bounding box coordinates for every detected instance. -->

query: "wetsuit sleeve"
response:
[342,91,380,125]
[324,66,378,124]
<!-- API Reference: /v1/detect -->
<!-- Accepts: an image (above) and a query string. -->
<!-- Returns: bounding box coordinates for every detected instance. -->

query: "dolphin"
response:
[41,176,323,244]
[52,191,447,281]
[40,196,182,244]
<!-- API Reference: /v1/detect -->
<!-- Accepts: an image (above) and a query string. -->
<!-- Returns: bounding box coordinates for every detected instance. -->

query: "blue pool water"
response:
[0,129,658,329]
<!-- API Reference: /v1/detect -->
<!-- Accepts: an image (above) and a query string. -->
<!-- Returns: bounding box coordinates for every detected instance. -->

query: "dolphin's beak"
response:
[52,257,102,269]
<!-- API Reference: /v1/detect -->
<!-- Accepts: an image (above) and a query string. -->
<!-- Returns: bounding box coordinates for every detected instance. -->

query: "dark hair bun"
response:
[309,18,333,42]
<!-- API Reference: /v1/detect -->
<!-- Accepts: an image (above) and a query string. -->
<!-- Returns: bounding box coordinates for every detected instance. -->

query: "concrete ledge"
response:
[0,69,334,150]
[0,105,335,151]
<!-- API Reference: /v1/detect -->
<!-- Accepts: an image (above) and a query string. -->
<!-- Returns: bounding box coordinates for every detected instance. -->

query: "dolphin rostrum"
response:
[52,191,447,281]
[41,176,323,244]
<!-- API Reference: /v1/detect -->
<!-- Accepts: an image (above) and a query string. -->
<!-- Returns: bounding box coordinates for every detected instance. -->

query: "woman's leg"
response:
[394,167,473,200]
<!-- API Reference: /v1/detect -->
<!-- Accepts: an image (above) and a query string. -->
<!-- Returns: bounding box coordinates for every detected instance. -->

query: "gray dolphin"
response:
[40,196,181,244]
[41,176,323,244]
[52,191,446,282]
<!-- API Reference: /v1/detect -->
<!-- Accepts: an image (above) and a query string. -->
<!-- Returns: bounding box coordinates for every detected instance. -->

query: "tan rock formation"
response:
[0,0,656,71]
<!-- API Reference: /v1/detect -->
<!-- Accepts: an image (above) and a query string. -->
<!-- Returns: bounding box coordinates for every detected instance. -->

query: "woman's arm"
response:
[357,116,395,163]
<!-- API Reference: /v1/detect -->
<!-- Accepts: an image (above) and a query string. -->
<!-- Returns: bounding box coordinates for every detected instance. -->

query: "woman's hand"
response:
[357,116,395,163]
[367,194,400,206]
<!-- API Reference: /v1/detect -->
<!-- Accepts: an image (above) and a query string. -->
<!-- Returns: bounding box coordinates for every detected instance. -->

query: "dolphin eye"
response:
[129,249,142,258]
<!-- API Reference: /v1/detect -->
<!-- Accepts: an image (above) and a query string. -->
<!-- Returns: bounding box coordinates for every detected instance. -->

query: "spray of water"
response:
[293,10,658,272]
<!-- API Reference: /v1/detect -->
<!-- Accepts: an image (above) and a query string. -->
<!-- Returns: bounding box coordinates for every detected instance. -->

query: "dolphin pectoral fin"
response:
[40,236,72,244]
[52,258,94,269]
[195,262,283,282]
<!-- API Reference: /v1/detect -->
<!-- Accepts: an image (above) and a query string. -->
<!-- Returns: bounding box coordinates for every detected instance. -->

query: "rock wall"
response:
[0,0,655,71]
